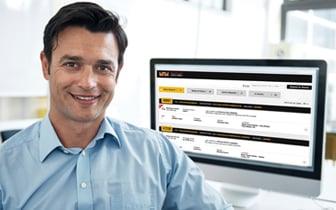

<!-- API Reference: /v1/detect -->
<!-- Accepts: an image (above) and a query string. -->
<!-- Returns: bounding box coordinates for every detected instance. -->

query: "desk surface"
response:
[233,191,336,210]
[208,160,336,210]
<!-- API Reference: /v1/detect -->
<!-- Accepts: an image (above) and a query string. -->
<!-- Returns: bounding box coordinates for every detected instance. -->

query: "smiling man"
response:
[0,2,233,210]
[41,26,119,148]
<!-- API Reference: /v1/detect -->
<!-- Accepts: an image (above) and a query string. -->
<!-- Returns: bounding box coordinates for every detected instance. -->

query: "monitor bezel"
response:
[150,58,327,181]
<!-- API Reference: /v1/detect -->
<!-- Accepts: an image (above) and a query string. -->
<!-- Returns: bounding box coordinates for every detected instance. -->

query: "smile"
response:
[71,94,99,101]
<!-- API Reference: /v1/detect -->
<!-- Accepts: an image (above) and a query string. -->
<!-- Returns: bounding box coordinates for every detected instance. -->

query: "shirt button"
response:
[82,150,86,156]
[80,182,87,189]
[63,150,69,154]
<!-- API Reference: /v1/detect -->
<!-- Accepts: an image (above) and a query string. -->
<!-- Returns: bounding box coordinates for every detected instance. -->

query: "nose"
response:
[78,67,97,90]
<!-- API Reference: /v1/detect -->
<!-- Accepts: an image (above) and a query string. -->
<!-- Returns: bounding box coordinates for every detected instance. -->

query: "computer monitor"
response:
[150,58,327,207]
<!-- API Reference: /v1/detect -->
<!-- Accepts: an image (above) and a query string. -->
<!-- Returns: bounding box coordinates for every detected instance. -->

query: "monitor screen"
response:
[150,58,327,207]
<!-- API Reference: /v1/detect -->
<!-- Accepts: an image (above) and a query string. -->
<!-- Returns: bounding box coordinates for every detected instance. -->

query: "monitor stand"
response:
[208,181,262,208]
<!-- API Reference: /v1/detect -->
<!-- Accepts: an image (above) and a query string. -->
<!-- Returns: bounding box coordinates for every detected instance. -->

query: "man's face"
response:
[40,27,120,124]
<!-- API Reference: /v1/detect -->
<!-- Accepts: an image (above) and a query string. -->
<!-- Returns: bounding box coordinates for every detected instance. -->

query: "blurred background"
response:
[0,0,335,132]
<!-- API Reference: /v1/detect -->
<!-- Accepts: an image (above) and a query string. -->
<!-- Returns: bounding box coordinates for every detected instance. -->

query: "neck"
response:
[49,114,103,149]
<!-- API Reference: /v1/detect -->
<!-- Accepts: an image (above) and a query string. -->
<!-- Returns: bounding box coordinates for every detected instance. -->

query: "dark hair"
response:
[43,2,128,70]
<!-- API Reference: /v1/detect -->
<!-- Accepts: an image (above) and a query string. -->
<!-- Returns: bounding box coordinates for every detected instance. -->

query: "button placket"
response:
[76,149,93,210]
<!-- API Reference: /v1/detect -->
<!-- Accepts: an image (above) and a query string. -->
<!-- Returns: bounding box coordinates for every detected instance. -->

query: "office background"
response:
[1,0,336,208]
[1,0,335,130]
[0,0,283,125]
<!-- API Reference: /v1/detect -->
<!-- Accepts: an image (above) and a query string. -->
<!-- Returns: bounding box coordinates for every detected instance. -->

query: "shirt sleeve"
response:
[161,136,234,210]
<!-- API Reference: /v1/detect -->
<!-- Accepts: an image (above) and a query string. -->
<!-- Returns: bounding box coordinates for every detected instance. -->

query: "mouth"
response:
[71,93,99,102]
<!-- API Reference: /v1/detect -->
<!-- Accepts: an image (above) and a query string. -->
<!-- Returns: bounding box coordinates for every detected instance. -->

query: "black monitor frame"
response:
[150,58,327,181]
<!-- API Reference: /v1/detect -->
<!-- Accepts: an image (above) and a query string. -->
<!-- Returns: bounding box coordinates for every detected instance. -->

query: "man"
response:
[0,2,233,209]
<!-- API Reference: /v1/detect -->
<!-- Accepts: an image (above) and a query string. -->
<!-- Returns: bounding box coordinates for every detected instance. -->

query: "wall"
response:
[0,0,50,97]
[0,0,51,120]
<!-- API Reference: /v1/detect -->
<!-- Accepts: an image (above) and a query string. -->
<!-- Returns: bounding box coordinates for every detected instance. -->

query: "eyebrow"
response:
[96,59,117,69]
[59,55,83,63]
[59,55,116,69]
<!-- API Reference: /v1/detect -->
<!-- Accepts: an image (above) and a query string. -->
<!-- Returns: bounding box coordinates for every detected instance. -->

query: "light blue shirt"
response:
[0,116,233,210]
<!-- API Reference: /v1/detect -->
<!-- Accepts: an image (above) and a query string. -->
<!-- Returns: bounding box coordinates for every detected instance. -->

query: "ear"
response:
[40,51,50,80]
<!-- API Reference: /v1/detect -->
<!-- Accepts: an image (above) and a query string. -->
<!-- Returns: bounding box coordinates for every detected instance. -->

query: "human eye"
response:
[64,62,78,68]
[58,56,83,72]
[62,61,81,71]
[97,65,111,72]
[95,63,116,75]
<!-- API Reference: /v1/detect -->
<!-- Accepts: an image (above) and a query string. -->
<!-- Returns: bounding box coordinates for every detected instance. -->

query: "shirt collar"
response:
[39,116,121,162]
[39,116,63,162]
[92,117,121,147]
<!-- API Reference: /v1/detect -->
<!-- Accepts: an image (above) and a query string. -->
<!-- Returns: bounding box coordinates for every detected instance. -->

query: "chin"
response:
[72,113,103,123]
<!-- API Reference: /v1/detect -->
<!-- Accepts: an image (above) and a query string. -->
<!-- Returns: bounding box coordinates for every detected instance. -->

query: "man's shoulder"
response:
[105,117,160,137]
[0,121,41,153]
[104,117,173,149]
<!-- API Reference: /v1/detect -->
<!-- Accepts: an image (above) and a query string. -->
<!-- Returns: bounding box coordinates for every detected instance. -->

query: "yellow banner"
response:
[159,86,184,93]
[160,126,173,132]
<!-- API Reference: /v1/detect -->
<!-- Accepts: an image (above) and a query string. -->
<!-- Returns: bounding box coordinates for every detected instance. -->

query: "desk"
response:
[208,160,336,210]
[232,191,336,210]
